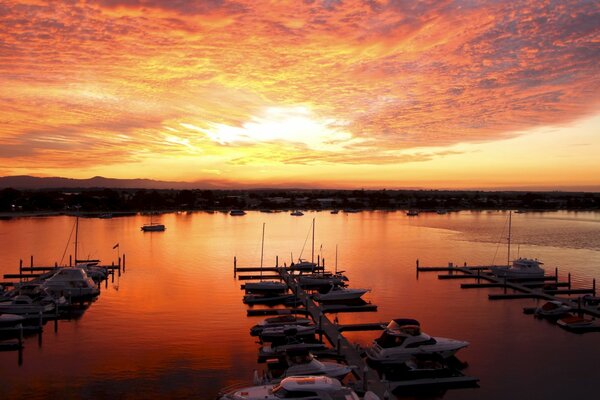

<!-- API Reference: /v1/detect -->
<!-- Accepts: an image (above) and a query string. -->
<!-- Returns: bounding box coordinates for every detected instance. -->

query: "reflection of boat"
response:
[313,286,369,302]
[557,314,600,332]
[217,376,365,400]
[251,315,312,336]
[534,301,571,317]
[365,319,469,364]
[43,268,100,300]
[230,210,246,216]
[290,210,304,216]
[490,212,545,279]
[277,351,353,380]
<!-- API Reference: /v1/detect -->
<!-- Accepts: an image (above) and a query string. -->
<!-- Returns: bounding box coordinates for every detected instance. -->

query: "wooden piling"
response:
[276,255,278,268]
[123,254,126,272]
[30,255,33,268]
[593,278,596,296]
[568,273,571,289]
[234,256,237,275]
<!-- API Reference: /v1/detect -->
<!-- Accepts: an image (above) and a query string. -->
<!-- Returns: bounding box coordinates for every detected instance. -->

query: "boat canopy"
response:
[388,318,420,330]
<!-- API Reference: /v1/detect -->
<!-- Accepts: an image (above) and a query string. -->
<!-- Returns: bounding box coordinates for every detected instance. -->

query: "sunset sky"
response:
[1,0,599,190]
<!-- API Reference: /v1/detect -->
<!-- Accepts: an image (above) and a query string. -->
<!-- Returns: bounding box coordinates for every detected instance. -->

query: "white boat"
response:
[259,324,316,342]
[365,319,469,364]
[251,315,312,336]
[279,352,353,380]
[313,286,369,302]
[534,301,571,317]
[490,258,545,279]
[217,376,364,400]
[290,210,304,216]
[490,211,545,279]
[230,210,247,216]
[42,268,100,299]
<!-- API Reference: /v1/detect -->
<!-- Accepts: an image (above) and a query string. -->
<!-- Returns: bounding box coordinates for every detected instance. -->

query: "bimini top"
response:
[273,376,341,393]
[387,318,420,330]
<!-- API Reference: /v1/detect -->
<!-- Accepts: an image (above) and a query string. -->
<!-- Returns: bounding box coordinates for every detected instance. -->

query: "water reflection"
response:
[0,211,599,399]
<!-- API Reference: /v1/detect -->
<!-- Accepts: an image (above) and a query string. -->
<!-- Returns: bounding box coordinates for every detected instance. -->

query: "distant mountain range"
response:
[0,175,232,190]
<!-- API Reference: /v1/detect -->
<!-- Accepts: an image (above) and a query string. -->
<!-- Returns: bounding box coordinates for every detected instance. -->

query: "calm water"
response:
[0,211,599,399]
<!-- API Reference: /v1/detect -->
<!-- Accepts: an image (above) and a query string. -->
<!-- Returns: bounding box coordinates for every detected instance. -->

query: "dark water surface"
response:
[1,211,599,399]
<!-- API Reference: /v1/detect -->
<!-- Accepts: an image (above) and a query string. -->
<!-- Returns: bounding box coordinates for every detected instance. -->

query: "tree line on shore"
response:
[1,187,599,213]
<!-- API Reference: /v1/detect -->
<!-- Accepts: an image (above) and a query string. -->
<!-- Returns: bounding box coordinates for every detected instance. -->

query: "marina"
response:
[1,210,600,399]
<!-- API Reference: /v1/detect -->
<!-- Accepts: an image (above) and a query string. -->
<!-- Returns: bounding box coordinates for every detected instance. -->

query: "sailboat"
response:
[243,223,287,293]
[490,211,545,279]
[289,218,318,272]
[141,212,165,232]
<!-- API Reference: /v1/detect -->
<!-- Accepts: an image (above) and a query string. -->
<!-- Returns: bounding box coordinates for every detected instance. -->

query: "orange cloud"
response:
[0,0,598,187]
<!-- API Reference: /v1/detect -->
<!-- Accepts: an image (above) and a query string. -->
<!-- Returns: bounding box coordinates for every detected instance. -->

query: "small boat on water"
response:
[230,210,247,216]
[141,222,166,232]
[289,259,318,272]
[259,324,316,342]
[365,319,469,365]
[330,210,339,214]
[290,210,304,216]
[557,314,600,332]
[406,210,419,216]
[534,301,571,318]
[251,315,312,336]
[313,286,369,302]
[217,376,373,400]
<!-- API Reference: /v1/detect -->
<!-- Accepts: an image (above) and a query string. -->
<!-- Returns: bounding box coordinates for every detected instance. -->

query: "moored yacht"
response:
[251,315,312,336]
[0,284,61,316]
[490,258,545,279]
[298,273,347,287]
[259,324,316,342]
[277,351,353,380]
[534,301,571,317]
[290,210,304,216]
[244,281,287,293]
[365,319,469,364]
[42,267,100,299]
[230,210,247,216]
[313,286,369,302]
[217,376,367,400]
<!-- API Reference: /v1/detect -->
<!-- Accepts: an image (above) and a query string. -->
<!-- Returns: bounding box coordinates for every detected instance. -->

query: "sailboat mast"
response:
[260,223,265,270]
[507,211,512,266]
[311,218,315,264]
[74,214,79,263]
[335,244,338,274]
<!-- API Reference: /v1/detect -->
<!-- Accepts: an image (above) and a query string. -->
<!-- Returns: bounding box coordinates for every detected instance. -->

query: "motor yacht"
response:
[42,267,100,300]
[298,273,347,288]
[251,315,312,336]
[217,376,369,400]
[290,210,304,216]
[313,286,369,302]
[230,210,247,216]
[259,340,328,361]
[289,259,317,272]
[490,258,545,279]
[277,351,353,380]
[365,319,469,364]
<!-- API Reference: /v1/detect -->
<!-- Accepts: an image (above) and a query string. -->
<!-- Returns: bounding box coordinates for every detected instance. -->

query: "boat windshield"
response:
[376,332,407,348]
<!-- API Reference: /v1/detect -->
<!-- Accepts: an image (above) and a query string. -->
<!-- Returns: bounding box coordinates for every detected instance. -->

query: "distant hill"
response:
[0,175,228,190]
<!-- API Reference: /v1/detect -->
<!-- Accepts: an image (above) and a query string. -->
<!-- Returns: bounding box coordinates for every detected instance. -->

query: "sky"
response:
[0,0,599,190]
